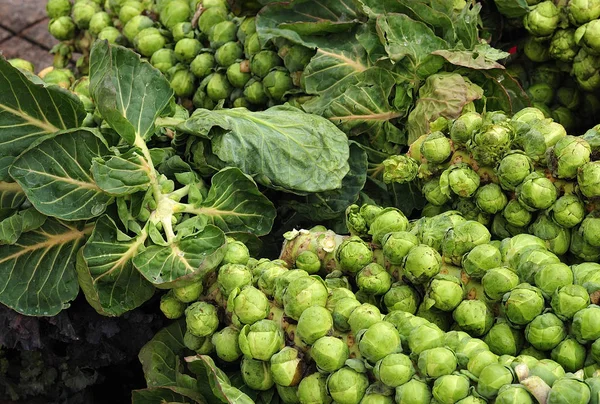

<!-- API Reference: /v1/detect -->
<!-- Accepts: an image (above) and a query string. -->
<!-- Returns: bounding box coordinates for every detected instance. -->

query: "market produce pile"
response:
[4,0,600,402]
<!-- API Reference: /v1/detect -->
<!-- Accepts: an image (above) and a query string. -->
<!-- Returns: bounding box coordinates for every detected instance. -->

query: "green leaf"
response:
[91,148,153,196]
[0,220,88,316]
[76,215,154,316]
[184,168,275,236]
[186,355,255,404]
[133,225,226,288]
[89,41,173,145]
[132,386,205,404]
[178,106,350,194]
[138,319,190,388]
[0,181,26,210]
[0,57,85,181]
[0,208,46,245]
[9,130,112,221]
[432,44,509,70]
[407,73,484,144]
[493,0,529,18]
[466,69,531,116]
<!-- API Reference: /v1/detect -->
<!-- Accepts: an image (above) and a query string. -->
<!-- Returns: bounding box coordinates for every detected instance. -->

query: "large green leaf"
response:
[91,148,153,196]
[89,41,173,145]
[76,215,154,316]
[0,57,86,180]
[9,130,112,221]
[132,386,205,404]
[0,208,46,245]
[133,225,226,288]
[178,106,350,194]
[0,220,89,316]
[184,167,276,236]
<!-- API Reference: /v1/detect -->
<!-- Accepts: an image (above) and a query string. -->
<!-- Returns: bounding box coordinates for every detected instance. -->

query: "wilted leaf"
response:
[433,44,509,70]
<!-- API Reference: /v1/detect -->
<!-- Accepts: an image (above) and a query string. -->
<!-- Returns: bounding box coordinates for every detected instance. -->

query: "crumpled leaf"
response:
[433,43,510,70]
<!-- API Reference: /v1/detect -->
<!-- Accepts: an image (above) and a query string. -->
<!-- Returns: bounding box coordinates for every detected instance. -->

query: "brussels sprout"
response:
[426,274,463,311]
[382,232,418,265]
[395,379,432,404]
[529,214,571,255]
[516,172,558,211]
[118,0,143,24]
[332,297,361,332]
[421,131,452,164]
[568,0,600,25]
[484,322,524,356]
[232,96,250,108]
[48,16,76,40]
[524,313,566,351]
[359,393,394,404]
[298,373,332,404]
[188,53,214,79]
[238,319,284,361]
[551,195,585,228]
[250,50,282,78]
[358,321,401,363]
[170,68,196,98]
[572,305,600,343]
[327,367,369,404]
[403,244,442,285]
[416,302,452,331]
[502,200,532,228]
[450,112,483,146]
[174,38,201,63]
[209,20,237,48]
[551,284,590,320]
[496,151,534,191]
[257,265,287,298]
[570,229,600,261]
[357,263,392,295]
[244,32,261,58]
[215,41,243,67]
[192,88,215,109]
[523,36,551,62]
[263,70,294,101]
[198,6,228,35]
[221,240,249,266]
[244,79,268,105]
[481,266,519,301]
[547,136,591,180]
[368,208,409,245]
[283,275,328,320]
[549,338,586,373]
[212,326,242,362]
[372,353,415,388]
[518,119,567,163]
[580,213,600,248]
[229,285,269,325]
[575,20,600,55]
[173,281,202,303]
[205,72,232,101]
[150,48,176,74]
[310,336,348,373]
[270,347,303,387]
[534,263,574,298]
[378,155,417,185]
[160,0,190,30]
[474,183,508,215]
[587,377,600,404]
[169,21,193,42]
[527,83,554,104]
[237,16,256,43]
[418,347,457,378]
[442,220,491,265]
[223,61,250,88]
[89,11,112,36]
[453,300,494,337]
[549,29,580,62]
[216,264,251,297]
[556,87,581,111]
[183,330,208,351]
[455,337,490,368]
[98,26,124,44]
[277,385,300,404]
[47,0,72,18]
[463,244,502,279]
[334,237,372,274]
[185,301,219,337]
[524,1,560,37]
[453,198,490,226]
[241,357,273,391]
[470,124,513,166]
[159,291,186,319]
[572,48,600,91]
[422,178,451,206]
[346,303,380,335]
[579,162,600,199]
[467,349,499,378]
[71,0,100,29]
[296,306,332,345]
[43,68,75,89]
[408,323,445,355]
[502,284,545,327]
[440,163,480,198]
[572,262,600,290]
[495,384,533,404]
[433,374,470,404]
[133,27,166,57]
[547,377,591,404]
[528,359,565,387]
[477,364,515,399]
[551,107,576,132]
[291,251,319,275]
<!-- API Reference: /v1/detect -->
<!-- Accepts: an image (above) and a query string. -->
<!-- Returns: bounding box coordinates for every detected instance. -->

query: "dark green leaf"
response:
[89,41,173,144]
[493,0,529,18]
[0,220,88,316]
[0,207,46,245]
[91,148,153,196]
[0,57,85,180]
[0,181,26,210]
[76,215,154,316]
[132,386,205,404]
[178,106,350,194]
[9,130,112,221]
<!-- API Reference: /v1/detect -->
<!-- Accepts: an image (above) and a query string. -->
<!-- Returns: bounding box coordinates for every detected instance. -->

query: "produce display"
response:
[3,0,600,402]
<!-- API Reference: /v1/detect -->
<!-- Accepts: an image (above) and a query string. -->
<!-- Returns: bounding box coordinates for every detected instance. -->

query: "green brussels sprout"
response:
[579,161,600,198]
[283,275,328,320]
[298,373,332,404]
[551,195,585,228]
[336,240,372,276]
[528,359,565,387]
[467,349,499,378]
[215,41,243,67]
[373,353,415,388]
[452,198,490,226]
[524,313,566,351]
[455,337,490,368]
[551,107,576,132]
[185,301,219,337]
[568,0,600,25]
[224,61,251,88]
[183,330,208,351]
[296,306,333,345]
[450,112,483,146]
[380,155,418,185]
[174,38,201,63]
[395,379,432,404]
[547,377,591,404]
[484,322,524,356]
[160,0,190,30]
[503,200,532,228]
[244,79,268,105]
[217,264,252,297]
[229,285,270,325]
[524,1,560,37]
[150,48,176,74]
[517,119,567,163]
[237,16,256,43]
[470,124,513,166]
[416,301,452,331]
[221,240,250,266]
[173,281,202,303]
[347,303,381,335]
[382,232,418,265]
[549,338,586,373]
[511,354,540,371]
[462,244,502,279]
[496,151,534,192]
[209,20,237,48]
[420,131,451,164]
[311,336,349,373]
[572,305,600,343]
[277,385,300,404]
[529,214,571,255]
[580,214,600,249]
[547,136,591,180]
[293,251,320,274]
[591,338,600,365]
[250,50,282,78]
[587,377,600,404]
[170,68,195,98]
[159,291,186,319]
[170,22,193,42]
[457,397,487,404]
[356,263,392,295]
[332,297,361,332]
[482,266,520,301]
[572,49,600,91]
[327,367,369,404]
[408,323,445,355]
[549,29,580,62]
[575,20,600,54]
[273,270,307,307]
[368,208,409,245]
[418,347,457,378]
[263,70,294,101]
[133,27,166,57]
[8,58,34,73]
[495,384,533,404]
[442,330,471,352]
[425,274,463,311]
[270,346,303,387]
[523,36,551,62]
[257,265,287,297]
[189,53,214,79]
[118,0,143,24]
[474,183,508,215]
[534,263,574,298]
[47,0,72,18]
[205,72,231,101]
[403,244,442,285]
[500,233,546,265]
[241,357,274,391]
[71,0,100,28]
[551,284,590,320]
[358,321,401,363]
[238,319,284,361]
[516,172,558,211]
[433,374,470,404]
[527,83,554,104]
[422,178,451,206]
[89,11,112,36]
[556,87,581,111]
[232,96,250,108]
[570,229,600,261]
[442,220,491,266]
[198,6,228,35]
[192,88,215,109]
[212,326,242,362]
[98,26,124,44]
[502,284,545,327]
[477,364,514,399]
[440,163,480,198]
[453,299,494,337]
[48,16,76,40]
[244,32,261,58]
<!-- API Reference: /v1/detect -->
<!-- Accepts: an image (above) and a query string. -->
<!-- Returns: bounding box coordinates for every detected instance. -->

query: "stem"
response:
[155,116,186,128]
